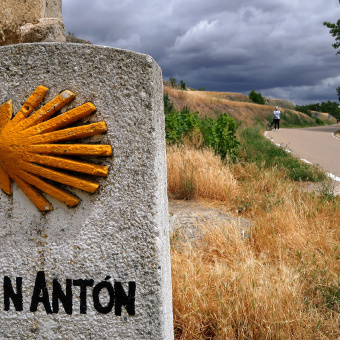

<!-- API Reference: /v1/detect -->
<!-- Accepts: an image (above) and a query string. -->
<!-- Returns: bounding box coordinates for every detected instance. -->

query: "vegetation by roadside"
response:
[238,126,326,182]
[164,94,239,161]
[168,144,340,339]
[165,88,340,338]
[167,145,238,201]
[165,94,327,183]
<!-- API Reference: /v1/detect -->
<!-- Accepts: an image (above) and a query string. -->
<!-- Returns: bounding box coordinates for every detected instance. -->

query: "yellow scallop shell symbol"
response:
[0,86,112,211]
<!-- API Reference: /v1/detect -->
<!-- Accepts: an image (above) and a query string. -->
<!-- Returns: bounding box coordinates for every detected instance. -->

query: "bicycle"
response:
[266,119,274,131]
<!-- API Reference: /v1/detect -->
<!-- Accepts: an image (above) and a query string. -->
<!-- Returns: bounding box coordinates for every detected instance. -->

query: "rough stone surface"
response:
[0,0,64,45]
[0,43,173,339]
[43,0,63,20]
[20,18,66,43]
[169,199,252,241]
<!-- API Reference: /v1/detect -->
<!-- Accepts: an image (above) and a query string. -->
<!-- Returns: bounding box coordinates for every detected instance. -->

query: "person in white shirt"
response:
[273,106,280,131]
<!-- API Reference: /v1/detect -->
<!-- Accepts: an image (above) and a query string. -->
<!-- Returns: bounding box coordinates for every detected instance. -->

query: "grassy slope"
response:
[164,85,337,126]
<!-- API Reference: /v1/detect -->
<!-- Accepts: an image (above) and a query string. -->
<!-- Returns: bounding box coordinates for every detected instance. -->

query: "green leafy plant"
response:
[164,95,239,161]
[201,114,239,161]
[180,80,186,90]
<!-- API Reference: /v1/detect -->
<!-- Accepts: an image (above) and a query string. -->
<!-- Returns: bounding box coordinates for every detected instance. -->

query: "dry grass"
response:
[169,145,340,339]
[167,145,238,201]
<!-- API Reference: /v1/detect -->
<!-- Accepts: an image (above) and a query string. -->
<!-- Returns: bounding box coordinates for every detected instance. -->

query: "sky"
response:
[63,0,340,105]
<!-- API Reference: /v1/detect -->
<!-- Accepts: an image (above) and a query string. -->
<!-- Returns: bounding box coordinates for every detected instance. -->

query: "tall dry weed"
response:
[170,145,340,339]
[167,145,238,201]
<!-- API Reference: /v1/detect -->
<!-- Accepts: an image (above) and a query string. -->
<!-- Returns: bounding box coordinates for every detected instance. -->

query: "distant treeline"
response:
[295,101,340,120]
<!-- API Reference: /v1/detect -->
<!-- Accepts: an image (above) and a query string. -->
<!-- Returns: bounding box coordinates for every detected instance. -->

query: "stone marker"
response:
[0,0,65,45]
[0,42,174,339]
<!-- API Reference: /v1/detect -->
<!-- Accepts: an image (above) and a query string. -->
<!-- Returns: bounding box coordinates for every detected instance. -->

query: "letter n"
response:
[52,279,72,315]
[114,281,136,316]
[3,276,23,311]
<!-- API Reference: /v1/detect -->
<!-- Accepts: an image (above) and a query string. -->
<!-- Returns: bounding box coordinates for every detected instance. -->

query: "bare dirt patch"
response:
[169,198,252,241]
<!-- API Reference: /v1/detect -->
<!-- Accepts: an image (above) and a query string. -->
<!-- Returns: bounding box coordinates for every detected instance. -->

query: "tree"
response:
[324,2,340,103]
[249,90,265,105]
[169,77,177,88]
[323,1,340,54]
[180,80,186,90]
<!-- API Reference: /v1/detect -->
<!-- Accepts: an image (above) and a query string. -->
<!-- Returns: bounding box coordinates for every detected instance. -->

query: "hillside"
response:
[163,84,337,126]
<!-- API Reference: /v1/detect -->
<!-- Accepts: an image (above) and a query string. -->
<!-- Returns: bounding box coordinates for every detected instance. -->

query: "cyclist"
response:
[273,106,280,131]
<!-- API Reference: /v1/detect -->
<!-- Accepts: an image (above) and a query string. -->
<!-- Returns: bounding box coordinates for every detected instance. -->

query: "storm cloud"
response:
[63,0,340,104]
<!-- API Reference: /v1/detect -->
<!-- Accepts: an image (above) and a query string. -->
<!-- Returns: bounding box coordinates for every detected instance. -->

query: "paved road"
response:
[266,124,340,179]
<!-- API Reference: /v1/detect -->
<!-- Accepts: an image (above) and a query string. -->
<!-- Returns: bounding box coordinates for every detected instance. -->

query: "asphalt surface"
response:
[266,124,340,179]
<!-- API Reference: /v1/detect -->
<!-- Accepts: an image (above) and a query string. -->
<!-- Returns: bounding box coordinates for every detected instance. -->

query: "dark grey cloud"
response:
[63,0,340,105]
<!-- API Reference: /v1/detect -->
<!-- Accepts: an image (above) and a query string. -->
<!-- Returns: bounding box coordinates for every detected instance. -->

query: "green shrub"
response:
[201,114,239,160]
[295,105,312,117]
[315,117,324,125]
[164,105,200,144]
[164,95,239,161]
[249,90,265,105]
[180,80,186,90]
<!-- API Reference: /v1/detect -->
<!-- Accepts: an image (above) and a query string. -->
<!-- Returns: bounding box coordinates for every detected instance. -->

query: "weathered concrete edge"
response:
[150,55,174,339]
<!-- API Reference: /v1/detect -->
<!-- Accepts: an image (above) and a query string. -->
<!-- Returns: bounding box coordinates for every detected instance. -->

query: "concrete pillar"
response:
[0,42,174,339]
